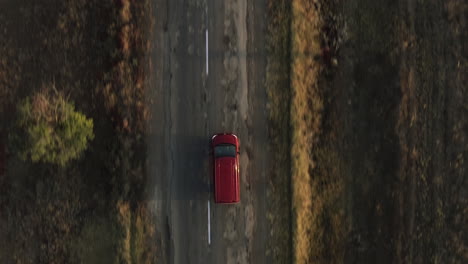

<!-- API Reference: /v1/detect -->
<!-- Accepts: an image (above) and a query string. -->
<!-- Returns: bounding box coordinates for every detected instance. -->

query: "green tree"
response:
[13,90,94,166]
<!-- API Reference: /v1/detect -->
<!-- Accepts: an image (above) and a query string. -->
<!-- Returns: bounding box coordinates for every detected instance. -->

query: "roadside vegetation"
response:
[266,0,347,262]
[12,89,94,166]
[267,0,466,263]
[0,0,156,262]
[288,1,348,263]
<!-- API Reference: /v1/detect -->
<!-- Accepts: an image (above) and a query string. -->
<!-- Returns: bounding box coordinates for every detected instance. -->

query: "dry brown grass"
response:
[101,0,153,135]
[289,1,348,263]
[119,25,132,58]
[393,1,468,260]
[267,0,346,262]
[290,0,324,263]
[132,203,158,263]
[270,0,466,262]
[117,201,132,263]
[119,0,131,23]
[117,201,158,264]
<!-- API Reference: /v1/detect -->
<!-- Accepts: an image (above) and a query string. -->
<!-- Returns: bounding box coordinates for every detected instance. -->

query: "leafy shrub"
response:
[12,89,94,166]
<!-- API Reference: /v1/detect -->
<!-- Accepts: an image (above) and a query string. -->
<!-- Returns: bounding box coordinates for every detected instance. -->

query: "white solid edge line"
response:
[207,200,211,245]
[206,30,209,75]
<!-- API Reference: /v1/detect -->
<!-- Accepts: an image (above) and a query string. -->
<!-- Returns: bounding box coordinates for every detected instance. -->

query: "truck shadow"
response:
[170,134,211,201]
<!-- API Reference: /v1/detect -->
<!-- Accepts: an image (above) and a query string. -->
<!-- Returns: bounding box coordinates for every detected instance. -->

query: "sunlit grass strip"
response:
[290,1,323,263]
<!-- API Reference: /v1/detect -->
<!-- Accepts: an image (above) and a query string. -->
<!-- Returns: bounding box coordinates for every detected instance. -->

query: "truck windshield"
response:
[214,144,236,158]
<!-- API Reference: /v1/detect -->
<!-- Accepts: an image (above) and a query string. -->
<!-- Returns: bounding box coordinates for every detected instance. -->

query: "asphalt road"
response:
[149,0,269,263]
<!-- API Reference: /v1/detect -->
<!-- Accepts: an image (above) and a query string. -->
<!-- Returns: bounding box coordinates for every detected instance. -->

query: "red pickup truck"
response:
[211,133,240,204]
